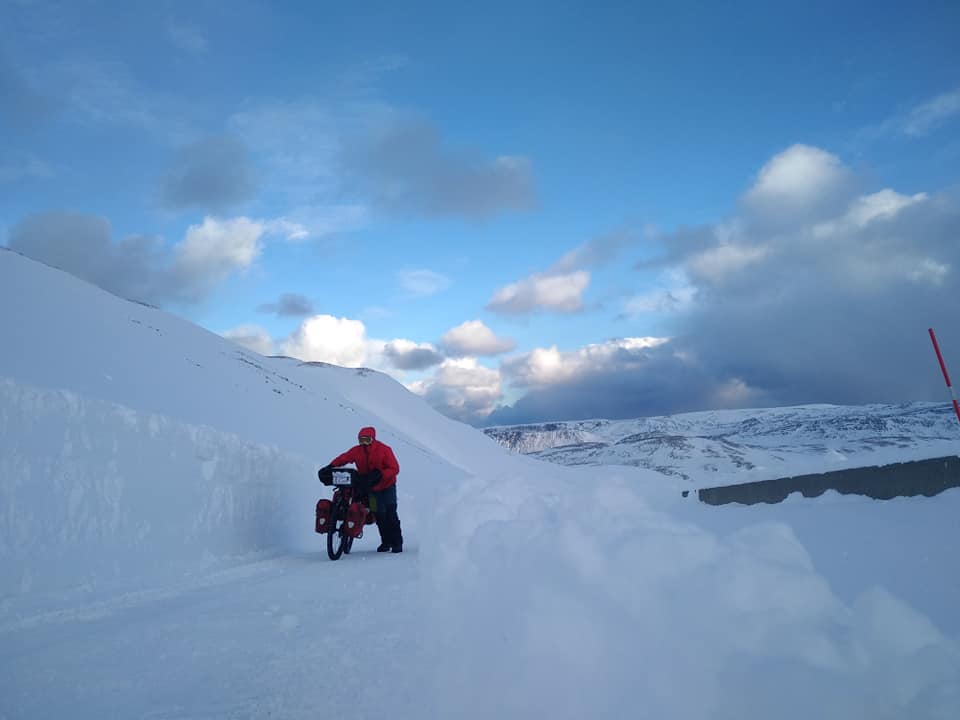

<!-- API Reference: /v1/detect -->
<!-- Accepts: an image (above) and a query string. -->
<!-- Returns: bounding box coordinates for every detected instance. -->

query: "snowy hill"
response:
[484,403,960,483]
[2,246,960,719]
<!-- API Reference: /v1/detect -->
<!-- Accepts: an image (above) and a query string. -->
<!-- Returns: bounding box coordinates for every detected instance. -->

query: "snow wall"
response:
[0,377,314,621]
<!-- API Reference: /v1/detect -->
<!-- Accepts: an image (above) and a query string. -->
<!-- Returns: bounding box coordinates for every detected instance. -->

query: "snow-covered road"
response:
[3,547,425,720]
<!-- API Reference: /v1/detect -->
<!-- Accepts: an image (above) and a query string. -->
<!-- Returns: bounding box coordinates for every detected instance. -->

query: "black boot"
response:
[375,512,391,552]
[386,504,403,553]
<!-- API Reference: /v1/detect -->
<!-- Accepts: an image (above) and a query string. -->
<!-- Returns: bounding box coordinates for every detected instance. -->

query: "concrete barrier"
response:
[697,455,960,506]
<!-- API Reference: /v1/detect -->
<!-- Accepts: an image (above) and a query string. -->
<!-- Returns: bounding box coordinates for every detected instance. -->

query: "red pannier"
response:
[345,501,368,538]
[315,499,333,534]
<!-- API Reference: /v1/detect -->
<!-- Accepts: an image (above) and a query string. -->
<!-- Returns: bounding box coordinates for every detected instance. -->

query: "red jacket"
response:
[328,426,399,493]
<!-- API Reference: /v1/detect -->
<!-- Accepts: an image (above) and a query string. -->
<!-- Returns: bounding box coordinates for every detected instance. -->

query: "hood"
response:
[358,426,377,441]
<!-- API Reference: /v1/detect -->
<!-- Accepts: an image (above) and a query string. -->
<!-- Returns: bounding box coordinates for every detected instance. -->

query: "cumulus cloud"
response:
[160,136,256,212]
[408,358,503,425]
[280,314,373,368]
[171,216,263,299]
[741,144,857,225]
[486,270,590,314]
[274,314,447,375]
[258,293,315,317]
[6,212,265,305]
[397,268,451,297]
[222,325,275,356]
[382,339,444,370]
[441,320,515,356]
[486,230,638,316]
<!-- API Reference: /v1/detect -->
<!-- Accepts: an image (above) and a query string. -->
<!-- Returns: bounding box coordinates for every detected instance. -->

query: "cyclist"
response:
[322,426,403,553]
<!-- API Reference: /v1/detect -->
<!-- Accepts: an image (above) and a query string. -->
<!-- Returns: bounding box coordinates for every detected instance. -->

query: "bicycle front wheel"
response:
[327,517,348,560]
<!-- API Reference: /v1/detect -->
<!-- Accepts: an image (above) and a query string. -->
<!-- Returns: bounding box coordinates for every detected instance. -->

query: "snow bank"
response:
[417,466,960,719]
[0,377,314,625]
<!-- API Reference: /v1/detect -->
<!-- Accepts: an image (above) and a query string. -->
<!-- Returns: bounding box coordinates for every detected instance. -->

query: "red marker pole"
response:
[929,328,960,425]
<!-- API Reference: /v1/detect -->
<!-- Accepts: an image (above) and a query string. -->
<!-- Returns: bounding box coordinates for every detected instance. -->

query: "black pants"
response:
[375,504,403,548]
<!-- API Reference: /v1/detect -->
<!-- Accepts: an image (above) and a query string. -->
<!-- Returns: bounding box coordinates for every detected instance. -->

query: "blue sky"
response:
[3,0,960,425]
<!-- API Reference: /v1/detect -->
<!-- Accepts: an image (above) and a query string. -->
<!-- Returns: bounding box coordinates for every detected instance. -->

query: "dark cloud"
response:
[160,135,257,212]
[383,341,444,371]
[7,212,170,302]
[670,188,960,410]
[486,352,726,426]
[258,293,315,317]
[344,119,537,220]
[7,211,262,306]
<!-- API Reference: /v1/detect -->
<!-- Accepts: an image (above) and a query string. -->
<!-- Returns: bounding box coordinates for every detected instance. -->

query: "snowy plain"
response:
[1,246,959,719]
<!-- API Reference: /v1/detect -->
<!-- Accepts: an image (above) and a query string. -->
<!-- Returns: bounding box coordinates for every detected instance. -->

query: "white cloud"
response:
[502,337,670,388]
[408,358,503,424]
[263,218,310,241]
[903,89,960,136]
[487,270,590,314]
[397,268,451,297]
[280,314,373,368]
[742,144,855,220]
[221,325,274,356]
[485,231,636,316]
[441,320,515,356]
[173,216,263,283]
[813,189,928,238]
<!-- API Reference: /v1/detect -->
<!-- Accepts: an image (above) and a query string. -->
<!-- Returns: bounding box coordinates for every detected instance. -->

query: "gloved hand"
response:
[367,469,383,486]
[318,465,333,485]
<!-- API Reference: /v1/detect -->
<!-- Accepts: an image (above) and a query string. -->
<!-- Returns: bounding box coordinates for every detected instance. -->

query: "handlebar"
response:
[317,466,359,487]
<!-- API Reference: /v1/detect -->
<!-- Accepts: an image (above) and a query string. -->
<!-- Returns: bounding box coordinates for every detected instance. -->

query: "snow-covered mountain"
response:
[2,247,959,720]
[485,403,960,483]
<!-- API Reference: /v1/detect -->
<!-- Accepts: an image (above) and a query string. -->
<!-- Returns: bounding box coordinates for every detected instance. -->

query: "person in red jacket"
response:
[323,426,403,553]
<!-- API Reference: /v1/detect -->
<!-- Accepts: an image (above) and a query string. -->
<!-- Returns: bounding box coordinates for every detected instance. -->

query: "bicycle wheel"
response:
[327,514,348,560]
[343,534,354,554]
